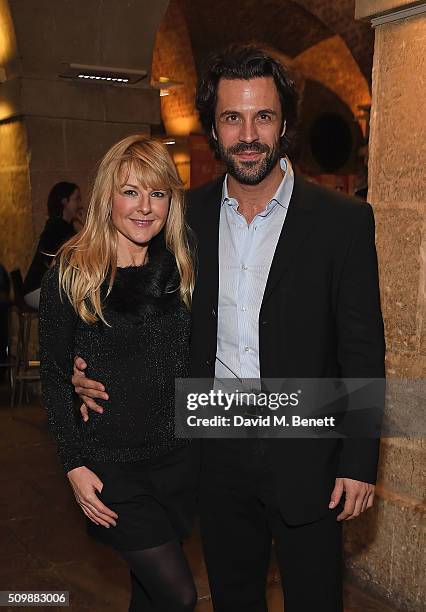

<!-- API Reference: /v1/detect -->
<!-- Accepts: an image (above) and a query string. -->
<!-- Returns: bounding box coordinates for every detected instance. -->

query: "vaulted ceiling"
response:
[182,0,373,83]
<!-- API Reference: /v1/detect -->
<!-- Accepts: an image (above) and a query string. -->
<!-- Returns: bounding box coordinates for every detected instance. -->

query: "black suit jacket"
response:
[186,172,385,525]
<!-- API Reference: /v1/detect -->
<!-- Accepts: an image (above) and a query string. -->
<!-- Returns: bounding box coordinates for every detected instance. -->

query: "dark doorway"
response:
[310,113,353,172]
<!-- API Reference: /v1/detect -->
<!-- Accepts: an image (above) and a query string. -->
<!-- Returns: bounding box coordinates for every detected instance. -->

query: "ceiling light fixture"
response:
[60,63,147,85]
[77,74,129,83]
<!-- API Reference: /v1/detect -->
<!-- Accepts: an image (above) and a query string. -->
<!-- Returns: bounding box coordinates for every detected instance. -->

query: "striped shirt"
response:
[215,157,294,384]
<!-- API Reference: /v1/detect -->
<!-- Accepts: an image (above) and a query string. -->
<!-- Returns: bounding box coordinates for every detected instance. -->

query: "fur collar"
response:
[106,233,181,318]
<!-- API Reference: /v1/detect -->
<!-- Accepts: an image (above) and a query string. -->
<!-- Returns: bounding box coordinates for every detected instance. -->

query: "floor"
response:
[0,386,399,612]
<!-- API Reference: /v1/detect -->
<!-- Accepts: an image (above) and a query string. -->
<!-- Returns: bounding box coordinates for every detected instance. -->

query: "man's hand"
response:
[67,466,118,528]
[329,477,375,521]
[72,356,108,422]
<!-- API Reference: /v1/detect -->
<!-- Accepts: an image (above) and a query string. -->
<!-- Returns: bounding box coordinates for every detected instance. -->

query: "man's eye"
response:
[225,114,239,122]
[258,114,272,121]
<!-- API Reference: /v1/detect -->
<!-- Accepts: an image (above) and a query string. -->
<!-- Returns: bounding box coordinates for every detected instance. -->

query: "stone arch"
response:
[293,0,374,84]
[293,34,371,132]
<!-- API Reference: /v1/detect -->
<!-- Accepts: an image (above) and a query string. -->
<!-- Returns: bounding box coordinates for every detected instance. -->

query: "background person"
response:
[23,181,83,309]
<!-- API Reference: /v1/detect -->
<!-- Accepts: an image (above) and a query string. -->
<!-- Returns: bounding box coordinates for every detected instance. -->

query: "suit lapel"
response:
[189,177,223,309]
[189,173,319,309]
[262,174,319,305]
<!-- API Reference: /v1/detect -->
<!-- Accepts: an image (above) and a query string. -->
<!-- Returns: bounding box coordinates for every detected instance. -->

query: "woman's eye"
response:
[123,189,138,197]
[151,191,166,198]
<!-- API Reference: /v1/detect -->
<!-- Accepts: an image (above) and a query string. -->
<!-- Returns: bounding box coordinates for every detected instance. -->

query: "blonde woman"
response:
[39,135,198,612]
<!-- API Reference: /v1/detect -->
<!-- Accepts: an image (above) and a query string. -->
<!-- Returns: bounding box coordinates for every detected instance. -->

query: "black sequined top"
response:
[39,239,191,473]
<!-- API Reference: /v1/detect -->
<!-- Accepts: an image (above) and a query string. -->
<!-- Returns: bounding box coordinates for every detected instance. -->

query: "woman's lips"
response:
[129,219,154,227]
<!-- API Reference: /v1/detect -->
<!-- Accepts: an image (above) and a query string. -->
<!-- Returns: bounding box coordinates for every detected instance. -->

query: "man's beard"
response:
[218,140,281,185]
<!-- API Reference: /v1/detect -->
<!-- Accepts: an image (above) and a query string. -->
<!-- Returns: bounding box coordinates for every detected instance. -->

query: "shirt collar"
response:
[221,157,293,213]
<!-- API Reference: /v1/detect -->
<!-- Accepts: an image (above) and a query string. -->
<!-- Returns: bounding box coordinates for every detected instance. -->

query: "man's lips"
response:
[234,151,263,161]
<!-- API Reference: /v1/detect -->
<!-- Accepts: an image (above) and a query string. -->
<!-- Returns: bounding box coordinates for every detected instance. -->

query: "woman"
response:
[39,136,198,611]
[24,181,83,309]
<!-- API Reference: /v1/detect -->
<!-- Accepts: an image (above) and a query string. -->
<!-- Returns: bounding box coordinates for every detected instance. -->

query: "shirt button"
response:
[241,306,247,311]
[244,346,250,352]
[241,264,248,270]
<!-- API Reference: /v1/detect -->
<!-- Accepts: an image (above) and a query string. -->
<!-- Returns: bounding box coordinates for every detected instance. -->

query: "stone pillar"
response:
[152,0,201,187]
[346,2,425,611]
[0,0,32,273]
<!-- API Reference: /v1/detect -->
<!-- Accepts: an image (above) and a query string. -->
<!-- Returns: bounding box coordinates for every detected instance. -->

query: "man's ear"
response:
[280,120,287,137]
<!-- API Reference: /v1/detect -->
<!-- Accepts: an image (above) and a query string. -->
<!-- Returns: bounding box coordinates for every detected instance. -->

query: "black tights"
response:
[120,540,197,612]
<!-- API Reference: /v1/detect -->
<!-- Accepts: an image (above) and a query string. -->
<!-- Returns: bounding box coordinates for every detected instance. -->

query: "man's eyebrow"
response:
[219,110,241,118]
[257,109,278,115]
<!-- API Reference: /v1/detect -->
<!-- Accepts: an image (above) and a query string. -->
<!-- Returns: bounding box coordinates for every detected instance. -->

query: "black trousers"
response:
[199,440,343,612]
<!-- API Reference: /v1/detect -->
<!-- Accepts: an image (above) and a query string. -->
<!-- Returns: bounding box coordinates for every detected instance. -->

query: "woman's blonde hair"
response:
[57,134,194,324]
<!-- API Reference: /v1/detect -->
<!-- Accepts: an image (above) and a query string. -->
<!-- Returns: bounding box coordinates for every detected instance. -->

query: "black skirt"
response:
[85,442,200,551]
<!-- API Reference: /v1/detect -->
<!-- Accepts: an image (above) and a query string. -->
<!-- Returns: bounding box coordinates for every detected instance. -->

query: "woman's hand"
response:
[67,466,118,528]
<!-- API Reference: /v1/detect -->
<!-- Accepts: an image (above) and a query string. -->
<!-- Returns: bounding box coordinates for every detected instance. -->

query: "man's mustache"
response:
[227,142,270,155]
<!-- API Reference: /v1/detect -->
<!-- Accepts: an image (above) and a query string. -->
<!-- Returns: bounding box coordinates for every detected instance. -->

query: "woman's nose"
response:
[138,195,152,214]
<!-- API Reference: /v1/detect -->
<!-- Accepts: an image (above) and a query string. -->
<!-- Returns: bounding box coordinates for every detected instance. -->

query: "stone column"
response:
[0,0,32,273]
[346,2,425,611]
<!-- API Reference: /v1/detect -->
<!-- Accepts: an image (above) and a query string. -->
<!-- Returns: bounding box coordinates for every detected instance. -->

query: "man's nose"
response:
[239,119,259,143]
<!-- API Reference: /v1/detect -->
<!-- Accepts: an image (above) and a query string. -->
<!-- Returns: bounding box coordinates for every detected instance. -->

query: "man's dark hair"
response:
[47,181,79,218]
[195,45,299,157]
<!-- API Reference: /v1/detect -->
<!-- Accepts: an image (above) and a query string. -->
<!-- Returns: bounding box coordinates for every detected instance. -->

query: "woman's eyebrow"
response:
[122,183,139,189]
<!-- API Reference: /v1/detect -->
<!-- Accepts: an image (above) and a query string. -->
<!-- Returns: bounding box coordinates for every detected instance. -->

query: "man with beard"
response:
[72,46,385,612]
